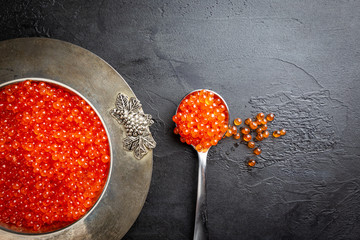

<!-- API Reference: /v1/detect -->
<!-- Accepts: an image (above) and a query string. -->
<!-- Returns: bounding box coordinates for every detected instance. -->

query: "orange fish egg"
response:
[273,130,281,138]
[249,121,258,130]
[266,113,275,121]
[243,134,252,142]
[234,118,242,126]
[241,127,250,135]
[280,129,286,136]
[248,159,256,167]
[256,112,265,120]
[244,118,252,125]
[253,147,262,155]
[247,141,255,148]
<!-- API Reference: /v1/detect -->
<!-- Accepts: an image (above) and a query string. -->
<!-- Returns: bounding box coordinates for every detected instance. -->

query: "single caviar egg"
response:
[173,90,229,152]
[273,130,281,138]
[233,133,241,140]
[256,127,264,134]
[256,112,265,120]
[241,127,250,135]
[263,130,270,138]
[256,133,264,141]
[266,113,275,121]
[247,141,255,148]
[255,118,262,125]
[225,129,233,137]
[249,121,258,130]
[243,134,252,142]
[220,124,228,132]
[248,159,256,167]
[195,144,203,152]
[231,125,237,135]
[174,127,179,134]
[244,118,252,125]
[234,118,242,126]
[253,147,262,155]
[211,139,218,145]
[280,129,286,136]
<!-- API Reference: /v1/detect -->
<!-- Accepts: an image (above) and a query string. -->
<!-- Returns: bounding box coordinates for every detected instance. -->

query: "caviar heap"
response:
[172,90,229,152]
[0,80,110,232]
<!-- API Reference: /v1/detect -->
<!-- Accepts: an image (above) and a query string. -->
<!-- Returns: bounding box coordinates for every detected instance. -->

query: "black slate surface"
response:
[1,0,360,239]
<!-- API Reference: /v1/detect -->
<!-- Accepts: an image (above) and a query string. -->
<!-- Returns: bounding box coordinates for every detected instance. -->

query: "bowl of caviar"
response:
[0,78,112,234]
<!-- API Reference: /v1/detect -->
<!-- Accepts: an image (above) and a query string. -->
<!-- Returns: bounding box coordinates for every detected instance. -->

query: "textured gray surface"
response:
[1,0,360,239]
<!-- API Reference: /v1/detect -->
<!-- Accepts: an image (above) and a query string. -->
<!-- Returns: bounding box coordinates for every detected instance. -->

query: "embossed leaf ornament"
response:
[111,93,156,160]
[123,134,156,159]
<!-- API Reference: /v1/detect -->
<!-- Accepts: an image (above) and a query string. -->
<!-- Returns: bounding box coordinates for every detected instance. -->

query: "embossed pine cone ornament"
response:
[111,93,156,159]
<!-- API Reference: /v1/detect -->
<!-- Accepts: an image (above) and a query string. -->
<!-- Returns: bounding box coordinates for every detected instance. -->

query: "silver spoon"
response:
[175,89,230,240]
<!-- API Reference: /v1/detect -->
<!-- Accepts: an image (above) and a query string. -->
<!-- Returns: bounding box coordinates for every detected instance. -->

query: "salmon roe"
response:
[233,118,242,126]
[266,113,275,121]
[0,80,110,232]
[248,159,256,167]
[233,133,241,140]
[173,90,229,152]
[273,130,281,138]
[222,111,287,166]
[247,141,255,148]
[280,129,286,136]
[253,147,262,155]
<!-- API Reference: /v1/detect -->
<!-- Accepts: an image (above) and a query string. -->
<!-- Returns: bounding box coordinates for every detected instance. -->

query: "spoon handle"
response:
[194,151,209,240]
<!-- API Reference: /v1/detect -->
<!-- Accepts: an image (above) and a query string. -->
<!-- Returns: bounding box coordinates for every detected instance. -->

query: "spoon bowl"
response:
[175,89,230,240]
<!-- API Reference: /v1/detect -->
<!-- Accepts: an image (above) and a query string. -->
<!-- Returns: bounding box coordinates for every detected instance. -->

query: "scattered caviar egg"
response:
[241,127,250,135]
[256,112,265,120]
[247,141,255,148]
[173,90,228,152]
[249,121,258,130]
[0,80,110,232]
[273,130,281,138]
[231,125,237,134]
[260,118,267,125]
[225,129,233,137]
[234,118,242,126]
[256,127,263,134]
[233,133,241,140]
[256,133,264,141]
[248,159,256,167]
[262,124,268,131]
[243,134,252,142]
[280,129,286,136]
[266,113,275,121]
[244,118,252,125]
[253,147,262,155]
[263,130,270,138]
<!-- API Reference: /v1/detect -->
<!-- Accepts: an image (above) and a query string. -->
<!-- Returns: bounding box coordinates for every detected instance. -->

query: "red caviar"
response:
[173,90,229,152]
[248,159,256,167]
[0,80,110,232]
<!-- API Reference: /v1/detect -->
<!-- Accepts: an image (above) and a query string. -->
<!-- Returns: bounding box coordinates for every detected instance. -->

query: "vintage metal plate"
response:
[0,38,153,240]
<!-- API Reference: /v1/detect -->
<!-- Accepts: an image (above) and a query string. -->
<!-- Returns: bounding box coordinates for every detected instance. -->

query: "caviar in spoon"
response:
[173,89,229,240]
[173,89,229,152]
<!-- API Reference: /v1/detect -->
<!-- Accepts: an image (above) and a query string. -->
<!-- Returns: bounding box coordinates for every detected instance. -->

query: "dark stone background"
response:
[1,0,360,239]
